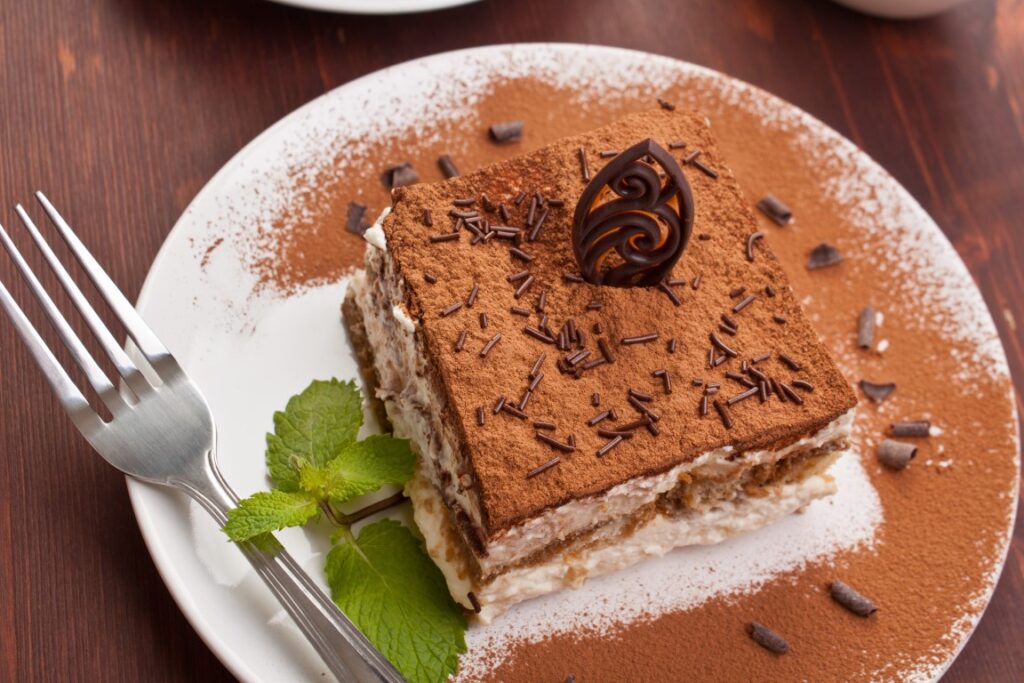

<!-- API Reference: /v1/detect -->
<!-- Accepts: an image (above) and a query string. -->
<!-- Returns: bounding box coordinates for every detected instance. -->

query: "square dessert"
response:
[345,108,857,622]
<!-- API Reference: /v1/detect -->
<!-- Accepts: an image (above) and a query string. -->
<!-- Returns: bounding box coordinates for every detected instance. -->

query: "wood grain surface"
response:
[0,0,1021,680]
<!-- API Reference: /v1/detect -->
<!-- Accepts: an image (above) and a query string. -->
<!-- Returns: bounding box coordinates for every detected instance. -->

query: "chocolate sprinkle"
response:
[710,333,738,357]
[466,284,479,307]
[858,307,876,349]
[441,302,464,317]
[526,455,562,478]
[807,242,843,270]
[598,338,616,362]
[657,98,676,111]
[479,313,488,329]
[667,338,678,353]
[597,436,624,457]
[830,580,878,617]
[727,387,759,405]
[659,281,682,306]
[792,379,814,392]
[773,315,788,325]
[345,202,367,235]
[756,194,793,226]
[746,231,764,262]
[423,208,433,227]
[692,158,719,179]
[502,403,528,419]
[438,154,460,179]
[653,369,672,394]
[748,623,789,654]
[752,352,771,364]
[622,333,659,345]
[729,286,746,299]
[587,410,611,426]
[511,306,531,316]
[780,382,804,405]
[536,433,575,453]
[699,395,709,416]
[859,379,896,402]
[778,353,802,371]
[765,285,776,297]
[429,232,460,244]
[454,330,467,352]
[877,439,917,470]
[489,120,524,144]
[510,247,533,262]
[479,333,502,358]
[423,272,437,284]
[713,399,733,429]
[692,274,702,290]
[476,407,485,426]
[591,392,600,407]
[889,420,931,438]
[533,421,556,431]
[493,396,506,414]
[577,146,591,181]
[530,353,546,378]
[513,276,535,299]
[732,294,756,313]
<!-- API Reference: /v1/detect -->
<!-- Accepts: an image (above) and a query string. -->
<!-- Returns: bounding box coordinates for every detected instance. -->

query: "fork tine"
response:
[34,192,172,372]
[0,221,127,415]
[0,277,104,434]
[15,204,150,398]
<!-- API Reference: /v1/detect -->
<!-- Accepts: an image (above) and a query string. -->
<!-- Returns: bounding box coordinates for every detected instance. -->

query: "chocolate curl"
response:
[572,139,694,287]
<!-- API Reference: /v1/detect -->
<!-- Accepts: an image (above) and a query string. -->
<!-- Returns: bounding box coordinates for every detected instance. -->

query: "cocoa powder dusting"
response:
[239,74,1016,681]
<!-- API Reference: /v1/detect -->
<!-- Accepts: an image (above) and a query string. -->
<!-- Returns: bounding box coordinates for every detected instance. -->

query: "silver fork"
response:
[0,193,405,683]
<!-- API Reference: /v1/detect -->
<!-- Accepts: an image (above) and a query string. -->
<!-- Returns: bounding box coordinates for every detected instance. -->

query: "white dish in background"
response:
[265,0,481,15]
[129,44,1016,682]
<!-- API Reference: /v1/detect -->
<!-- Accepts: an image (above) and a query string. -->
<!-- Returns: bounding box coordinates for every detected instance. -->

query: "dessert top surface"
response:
[380,109,856,535]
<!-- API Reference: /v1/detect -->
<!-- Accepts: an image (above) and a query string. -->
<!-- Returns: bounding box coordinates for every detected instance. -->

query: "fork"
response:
[0,193,406,683]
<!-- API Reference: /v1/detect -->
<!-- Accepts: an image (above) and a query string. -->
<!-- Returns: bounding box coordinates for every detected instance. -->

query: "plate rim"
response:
[128,42,1021,683]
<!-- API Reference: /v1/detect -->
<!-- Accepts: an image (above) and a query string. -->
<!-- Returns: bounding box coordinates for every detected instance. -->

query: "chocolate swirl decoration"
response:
[572,139,694,287]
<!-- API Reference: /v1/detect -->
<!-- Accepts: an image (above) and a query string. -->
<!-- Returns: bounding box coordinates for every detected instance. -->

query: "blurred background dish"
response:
[265,0,482,14]
[832,0,973,18]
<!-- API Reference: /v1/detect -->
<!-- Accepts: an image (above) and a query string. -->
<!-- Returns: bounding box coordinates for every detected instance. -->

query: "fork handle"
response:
[178,453,406,683]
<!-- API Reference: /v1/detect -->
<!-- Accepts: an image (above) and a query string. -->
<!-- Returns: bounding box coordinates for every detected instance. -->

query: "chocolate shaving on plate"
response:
[877,439,917,470]
[345,202,367,235]
[858,306,876,349]
[756,193,793,226]
[859,379,896,402]
[807,242,843,270]
[830,580,878,617]
[748,623,789,654]
[381,162,418,189]
[489,120,524,144]
[889,420,931,437]
[438,154,460,178]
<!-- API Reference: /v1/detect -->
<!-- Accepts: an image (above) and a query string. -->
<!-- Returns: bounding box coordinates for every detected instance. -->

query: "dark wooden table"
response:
[1,0,1021,680]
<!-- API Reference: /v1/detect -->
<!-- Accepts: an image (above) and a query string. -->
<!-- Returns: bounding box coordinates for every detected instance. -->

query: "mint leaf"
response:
[300,435,415,504]
[326,520,466,683]
[266,379,363,491]
[222,490,319,541]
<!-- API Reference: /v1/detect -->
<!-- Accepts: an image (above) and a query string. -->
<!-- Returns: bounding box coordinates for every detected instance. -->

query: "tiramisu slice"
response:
[344,108,857,623]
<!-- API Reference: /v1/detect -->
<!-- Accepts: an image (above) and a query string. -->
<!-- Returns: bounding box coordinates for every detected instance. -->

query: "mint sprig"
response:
[223,378,466,683]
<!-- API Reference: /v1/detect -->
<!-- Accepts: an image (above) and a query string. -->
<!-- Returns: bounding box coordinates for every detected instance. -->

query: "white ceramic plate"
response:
[130,44,1016,682]
[265,0,481,15]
